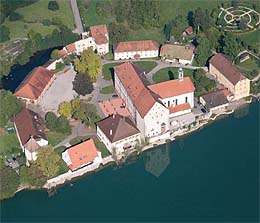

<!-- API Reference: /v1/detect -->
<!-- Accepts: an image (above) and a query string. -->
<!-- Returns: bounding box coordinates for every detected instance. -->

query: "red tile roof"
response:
[90,25,108,44]
[97,114,140,143]
[14,108,47,146]
[114,40,159,53]
[185,26,193,35]
[66,43,76,53]
[114,62,157,118]
[147,77,195,99]
[59,49,67,57]
[14,66,55,100]
[66,139,99,171]
[169,103,191,113]
[209,53,246,85]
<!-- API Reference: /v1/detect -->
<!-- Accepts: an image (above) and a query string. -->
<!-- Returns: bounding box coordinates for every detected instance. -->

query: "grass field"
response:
[238,58,260,79]
[46,131,70,147]
[102,62,122,80]
[136,61,157,73]
[69,135,111,158]
[152,67,195,83]
[2,0,74,40]
[100,85,115,94]
[0,132,20,158]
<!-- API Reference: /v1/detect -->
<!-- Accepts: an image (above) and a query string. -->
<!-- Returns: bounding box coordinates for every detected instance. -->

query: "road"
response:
[70,0,84,34]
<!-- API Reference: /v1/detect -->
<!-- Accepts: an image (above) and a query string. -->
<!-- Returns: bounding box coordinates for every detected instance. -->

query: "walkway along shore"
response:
[16,96,256,191]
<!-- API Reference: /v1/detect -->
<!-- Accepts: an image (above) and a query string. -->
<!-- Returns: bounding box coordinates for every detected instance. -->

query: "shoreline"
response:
[15,96,257,193]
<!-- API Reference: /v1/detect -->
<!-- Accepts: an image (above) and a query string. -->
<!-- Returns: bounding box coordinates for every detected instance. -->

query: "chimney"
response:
[110,129,113,136]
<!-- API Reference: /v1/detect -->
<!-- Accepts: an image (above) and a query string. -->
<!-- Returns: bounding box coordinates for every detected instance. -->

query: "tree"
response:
[9,11,24,21]
[27,164,47,187]
[0,90,24,127]
[73,72,94,96]
[51,49,61,60]
[0,25,10,42]
[58,101,72,118]
[74,48,102,81]
[0,165,20,199]
[194,37,212,66]
[19,165,30,185]
[56,115,71,134]
[222,32,240,61]
[193,8,210,32]
[45,112,58,130]
[109,22,129,44]
[36,146,61,178]
[48,1,59,11]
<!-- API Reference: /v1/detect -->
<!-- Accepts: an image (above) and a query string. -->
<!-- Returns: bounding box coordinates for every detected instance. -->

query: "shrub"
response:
[42,19,52,26]
[48,1,59,11]
[9,12,24,21]
[0,25,10,42]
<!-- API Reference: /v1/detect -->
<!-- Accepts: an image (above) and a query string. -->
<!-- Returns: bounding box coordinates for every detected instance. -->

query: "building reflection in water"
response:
[234,103,250,119]
[144,143,170,178]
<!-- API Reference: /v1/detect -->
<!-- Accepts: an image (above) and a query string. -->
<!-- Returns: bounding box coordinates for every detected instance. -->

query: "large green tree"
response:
[0,90,24,127]
[27,164,47,187]
[222,32,241,61]
[194,37,212,66]
[0,165,20,200]
[74,48,102,81]
[193,8,210,32]
[36,146,61,178]
[73,72,94,96]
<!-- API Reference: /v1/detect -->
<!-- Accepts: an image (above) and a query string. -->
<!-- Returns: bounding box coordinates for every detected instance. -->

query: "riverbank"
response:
[25,96,255,191]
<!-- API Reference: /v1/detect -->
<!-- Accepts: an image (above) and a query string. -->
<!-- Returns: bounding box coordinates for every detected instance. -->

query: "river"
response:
[1,48,54,92]
[1,102,259,222]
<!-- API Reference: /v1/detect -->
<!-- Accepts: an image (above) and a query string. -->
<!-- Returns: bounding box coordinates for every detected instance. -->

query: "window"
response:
[176,99,178,105]
[185,97,188,103]
[168,101,170,107]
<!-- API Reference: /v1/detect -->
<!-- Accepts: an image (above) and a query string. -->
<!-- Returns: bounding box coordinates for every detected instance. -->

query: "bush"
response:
[48,1,59,11]
[73,72,94,96]
[51,49,61,60]
[45,112,58,130]
[55,62,65,72]
[0,25,10,43]
[9,12,24,21]
[42,19,52,26]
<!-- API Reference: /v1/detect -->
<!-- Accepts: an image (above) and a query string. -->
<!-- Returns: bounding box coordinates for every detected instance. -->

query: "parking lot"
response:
[40,66,77,113]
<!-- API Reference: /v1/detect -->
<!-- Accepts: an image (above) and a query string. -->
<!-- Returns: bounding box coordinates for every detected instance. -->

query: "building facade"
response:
[209,53,250,101]
[114,40,159,60]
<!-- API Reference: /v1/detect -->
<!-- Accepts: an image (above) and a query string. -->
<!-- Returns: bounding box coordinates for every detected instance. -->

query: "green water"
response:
[1,103,259,222]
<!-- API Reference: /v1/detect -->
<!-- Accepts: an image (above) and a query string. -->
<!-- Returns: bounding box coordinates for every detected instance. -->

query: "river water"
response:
[1,102,259,222]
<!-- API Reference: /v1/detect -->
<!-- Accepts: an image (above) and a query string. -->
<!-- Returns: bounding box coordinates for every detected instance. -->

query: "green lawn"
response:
[100,85,115,94]
[152,67,195,83]
[238,58,260,80]
[2,0,74,40]
[69,135,111,158]
[46,131,70,147]
[136,61,157,73]
[0,132,21,159]
[102,62,122,80]
[236,30,260,46]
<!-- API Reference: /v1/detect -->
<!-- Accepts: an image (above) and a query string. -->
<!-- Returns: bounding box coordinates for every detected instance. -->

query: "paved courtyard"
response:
[40,66,77,113]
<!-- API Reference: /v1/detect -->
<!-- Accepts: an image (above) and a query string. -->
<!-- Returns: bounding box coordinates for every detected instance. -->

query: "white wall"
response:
[114,50,158,60]
[25,149,37,161]
[160,92,194,108]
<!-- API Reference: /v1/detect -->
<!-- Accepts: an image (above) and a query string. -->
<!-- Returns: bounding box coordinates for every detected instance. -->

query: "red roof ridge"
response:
[114,40,159,53]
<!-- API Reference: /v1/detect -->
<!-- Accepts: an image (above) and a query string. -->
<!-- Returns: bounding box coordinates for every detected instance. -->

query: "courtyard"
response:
[40,66,77,113]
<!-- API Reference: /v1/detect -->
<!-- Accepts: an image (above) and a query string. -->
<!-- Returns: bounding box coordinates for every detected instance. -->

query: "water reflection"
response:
[144,143,170,177]
[234,103,250,119]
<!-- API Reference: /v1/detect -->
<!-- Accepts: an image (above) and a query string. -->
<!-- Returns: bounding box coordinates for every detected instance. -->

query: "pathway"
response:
[70,0,84,34]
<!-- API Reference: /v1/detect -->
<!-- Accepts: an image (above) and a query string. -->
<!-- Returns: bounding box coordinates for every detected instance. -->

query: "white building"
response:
[14,108,48,163]
[148,68,195,118]
[96,114,141,155]
[113,62,170,142]
[160,44,195,65]
[62,139,103,171]
[60,24,109,56]
[113,40,159,60]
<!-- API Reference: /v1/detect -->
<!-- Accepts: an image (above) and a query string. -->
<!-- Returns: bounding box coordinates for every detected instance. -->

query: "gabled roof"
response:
[66,139,99,171]
[14,66,55,100]
[114,40,159,53]
[209,53,246,85]
[113,62,157,117]
[90,24,109,44]
[160,44,195,61]
[24,137,41,152]
[97,114,140,143]
[201,89,229,109]
[66,43,76,53]
[185,26,193,35]
[14,108,47,146]
[147,77,195,99]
